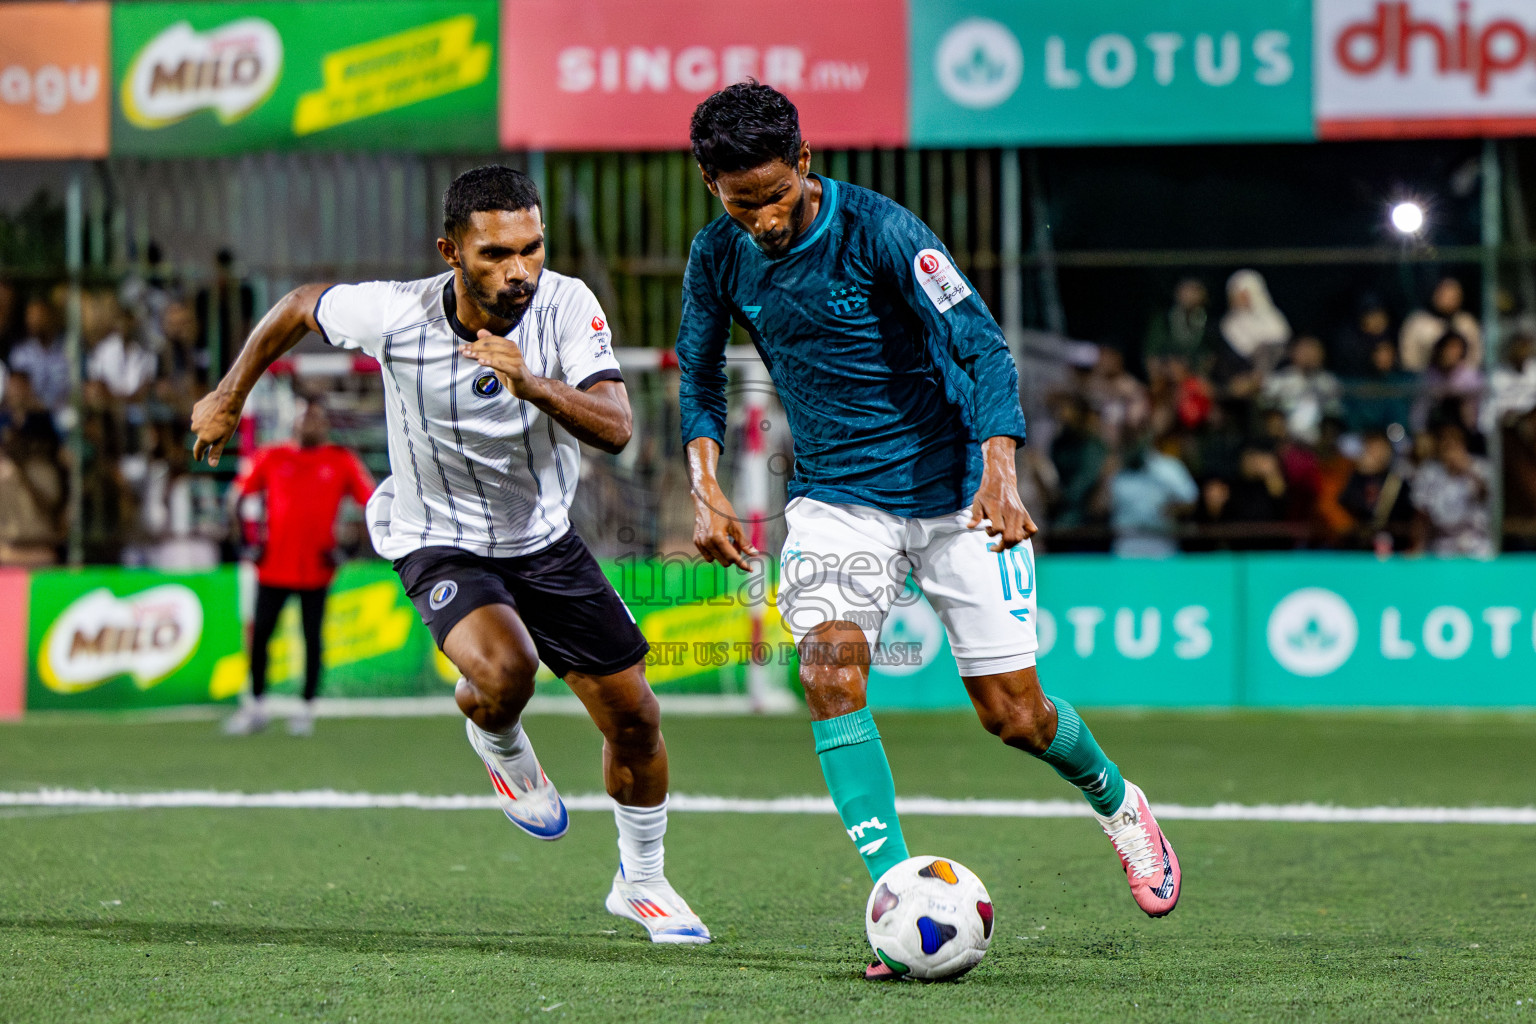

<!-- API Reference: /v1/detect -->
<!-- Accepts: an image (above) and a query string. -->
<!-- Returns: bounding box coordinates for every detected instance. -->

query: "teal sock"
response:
[1038,696,1126,817]
[812,709,910,882]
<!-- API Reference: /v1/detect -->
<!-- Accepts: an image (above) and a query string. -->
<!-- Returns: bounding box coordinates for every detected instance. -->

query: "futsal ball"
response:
[865,856,994,980]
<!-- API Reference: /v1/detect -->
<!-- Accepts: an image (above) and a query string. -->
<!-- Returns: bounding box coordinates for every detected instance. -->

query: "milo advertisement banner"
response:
[110,1,498,155]
[24,558,770,712]
[27,568,243,711]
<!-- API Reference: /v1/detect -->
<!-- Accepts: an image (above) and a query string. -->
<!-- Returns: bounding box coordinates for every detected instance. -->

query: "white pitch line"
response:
[0,789,1533,824]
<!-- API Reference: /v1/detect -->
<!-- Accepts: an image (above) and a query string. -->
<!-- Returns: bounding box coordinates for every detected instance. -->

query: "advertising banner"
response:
[910,0,1313,146]
[1035,555,1240,707]
[498,0,907,150]
[253,561,448,700]
[19,555,1536,713]
[1245,554,1536,705]
[0,2,111,159]
[1315,0,1536,138]
[853,557,1241,712]
[25,567,243,712]
[111,1,499,156]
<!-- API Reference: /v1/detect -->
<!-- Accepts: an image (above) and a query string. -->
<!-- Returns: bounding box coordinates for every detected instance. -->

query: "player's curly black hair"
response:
[443,165,541,237]
[690,81,802,179]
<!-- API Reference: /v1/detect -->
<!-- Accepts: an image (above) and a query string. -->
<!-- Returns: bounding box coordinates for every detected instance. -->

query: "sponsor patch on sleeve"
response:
[589,314,612,357]
[912,248,973,313]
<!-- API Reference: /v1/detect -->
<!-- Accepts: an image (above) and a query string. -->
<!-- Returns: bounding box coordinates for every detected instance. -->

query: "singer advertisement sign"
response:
[1316,0,1536,137]
[499,0,906,149]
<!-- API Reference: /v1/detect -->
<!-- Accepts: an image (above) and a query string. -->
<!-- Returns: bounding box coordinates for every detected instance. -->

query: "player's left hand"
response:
[461,330,547,401]
[969,438,1037,552]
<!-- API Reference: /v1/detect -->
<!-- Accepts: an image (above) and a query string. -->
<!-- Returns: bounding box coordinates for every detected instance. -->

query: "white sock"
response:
[470,720,541,786]
[614,798,668,882]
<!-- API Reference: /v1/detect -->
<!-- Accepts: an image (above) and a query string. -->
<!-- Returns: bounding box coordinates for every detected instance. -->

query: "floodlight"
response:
[1390,201,1425,235]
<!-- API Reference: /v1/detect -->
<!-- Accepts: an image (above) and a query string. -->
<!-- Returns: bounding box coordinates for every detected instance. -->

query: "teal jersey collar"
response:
[786,174,838,256]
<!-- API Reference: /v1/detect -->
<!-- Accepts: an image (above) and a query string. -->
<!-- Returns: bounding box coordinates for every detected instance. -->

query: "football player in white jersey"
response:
[190,166,709,944]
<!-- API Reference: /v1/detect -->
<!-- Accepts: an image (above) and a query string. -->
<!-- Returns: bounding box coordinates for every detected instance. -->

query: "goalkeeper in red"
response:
[677,83,1181,978]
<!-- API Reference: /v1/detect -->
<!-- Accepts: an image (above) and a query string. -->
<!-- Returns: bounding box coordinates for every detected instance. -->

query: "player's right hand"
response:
[190,389,243,467]
[692,484,758,571]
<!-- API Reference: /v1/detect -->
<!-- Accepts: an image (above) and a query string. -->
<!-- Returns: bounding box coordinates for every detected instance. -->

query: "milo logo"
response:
[39,585,203,694]
[121,17,283,129]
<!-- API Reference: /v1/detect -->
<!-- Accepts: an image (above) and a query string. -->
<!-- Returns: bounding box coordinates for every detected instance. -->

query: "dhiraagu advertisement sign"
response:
[111,1,497,155]
[910,0,1314,146]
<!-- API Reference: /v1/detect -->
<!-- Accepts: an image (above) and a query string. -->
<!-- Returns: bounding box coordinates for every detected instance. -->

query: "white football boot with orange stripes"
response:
[465,717,569,841]
[605,871,712,944]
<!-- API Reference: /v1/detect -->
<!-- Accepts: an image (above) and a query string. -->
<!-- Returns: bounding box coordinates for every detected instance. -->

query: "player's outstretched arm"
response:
[686,437,757,571]
[459,331,633,453]
[968,436,1039,552]
[190,283,331,467]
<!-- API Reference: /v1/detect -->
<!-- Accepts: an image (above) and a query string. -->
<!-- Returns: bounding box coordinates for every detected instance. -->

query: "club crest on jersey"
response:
[429,580,458,610]
[472,371,502,398]
[913,247,973,314]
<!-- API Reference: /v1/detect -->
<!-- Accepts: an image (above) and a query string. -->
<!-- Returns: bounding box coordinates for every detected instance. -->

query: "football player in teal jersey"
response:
[676,83,1181,979]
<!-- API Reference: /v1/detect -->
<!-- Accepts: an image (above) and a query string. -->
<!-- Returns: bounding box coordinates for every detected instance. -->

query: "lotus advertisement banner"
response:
[1315,0,1536,138]
[110,0,498,156]
[498,0,907,150]
[0,3,111,159]
[909,0,1313,146]
[1247,555,1536,705]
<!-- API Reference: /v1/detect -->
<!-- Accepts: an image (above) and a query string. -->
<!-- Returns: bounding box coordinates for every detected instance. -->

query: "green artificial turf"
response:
[1,711,1533,1023]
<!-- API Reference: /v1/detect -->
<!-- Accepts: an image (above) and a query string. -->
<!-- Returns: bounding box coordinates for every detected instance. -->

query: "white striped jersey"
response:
[314,269,621,559]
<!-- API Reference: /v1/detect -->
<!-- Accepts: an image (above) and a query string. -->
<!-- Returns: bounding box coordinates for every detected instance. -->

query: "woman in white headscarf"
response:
[1220,270,1290,376]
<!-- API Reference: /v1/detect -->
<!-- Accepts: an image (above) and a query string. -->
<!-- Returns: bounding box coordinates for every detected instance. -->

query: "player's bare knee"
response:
[594,677,661,749]
[800,659,869,720]
[459,646,538,719]
[988,702,1053,754]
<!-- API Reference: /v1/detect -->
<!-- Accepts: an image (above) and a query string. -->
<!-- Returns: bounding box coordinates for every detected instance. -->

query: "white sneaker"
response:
[222,706,267,736]
[464,718,569,841]
[605,872,711,944]
[287,706,315,737]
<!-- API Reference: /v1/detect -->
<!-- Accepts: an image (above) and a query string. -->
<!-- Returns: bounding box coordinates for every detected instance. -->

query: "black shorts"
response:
[394,531,648,679]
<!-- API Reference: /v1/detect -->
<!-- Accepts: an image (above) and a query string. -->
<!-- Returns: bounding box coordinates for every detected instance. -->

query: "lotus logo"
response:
[39,585,203,694]
[122,18,283,129]
[935,18,1023,110]
[1266,587,1358,677]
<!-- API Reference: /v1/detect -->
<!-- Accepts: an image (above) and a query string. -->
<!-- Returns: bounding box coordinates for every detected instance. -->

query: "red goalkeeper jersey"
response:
[234,443,375,589]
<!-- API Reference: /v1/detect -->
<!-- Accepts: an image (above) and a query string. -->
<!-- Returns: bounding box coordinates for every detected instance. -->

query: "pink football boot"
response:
[1097,781,1181,917]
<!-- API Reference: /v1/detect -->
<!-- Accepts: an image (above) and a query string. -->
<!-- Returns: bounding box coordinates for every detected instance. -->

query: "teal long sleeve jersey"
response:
[676,175,1029,518]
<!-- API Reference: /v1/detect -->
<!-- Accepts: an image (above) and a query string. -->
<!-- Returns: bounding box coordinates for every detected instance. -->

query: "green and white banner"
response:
[18,555,1536,712]
[909,0,1313,146]
[110,0,498,156]
[26,567,243,711]
[1245,555,1536,706]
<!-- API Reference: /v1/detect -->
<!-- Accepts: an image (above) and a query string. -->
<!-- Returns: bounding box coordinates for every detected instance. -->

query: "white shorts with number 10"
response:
[776,497,1038,677]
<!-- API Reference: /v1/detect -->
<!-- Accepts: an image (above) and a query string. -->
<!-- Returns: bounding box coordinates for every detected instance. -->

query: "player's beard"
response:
[751,183,810,258]
[468,273,538,329]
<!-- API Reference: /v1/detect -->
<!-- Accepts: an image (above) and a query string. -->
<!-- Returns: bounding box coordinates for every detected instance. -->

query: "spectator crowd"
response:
[1036,272,1536,558]
[4,257,1536,567]
[0,251,244,568]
